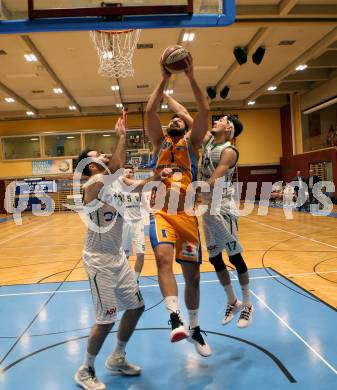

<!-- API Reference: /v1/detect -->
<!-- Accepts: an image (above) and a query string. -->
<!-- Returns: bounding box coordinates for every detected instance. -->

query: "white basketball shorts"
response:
[83,250,144,324]
[202,212,243,257]
[122,220,145,256]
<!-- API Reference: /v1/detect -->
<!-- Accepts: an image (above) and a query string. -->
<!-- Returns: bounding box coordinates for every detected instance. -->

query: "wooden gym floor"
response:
[0,206,336,308]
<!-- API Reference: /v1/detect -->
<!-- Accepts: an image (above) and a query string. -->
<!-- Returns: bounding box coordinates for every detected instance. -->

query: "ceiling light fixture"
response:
[102,134,111,137]
[116,103,123,108]
[30,138,39,141]
[26,111,35,116]
[53,87,63,94]
[111,85,120,91]
[5,97,15,103]
[66,136,75,139]
[103,51,113,59]
[161,104,168,109]
[247,100,256,106]
[295,64,308,71]
[68,105,77,110]
[267,85,277,91]
[165,89,173,95]
[24,54,38,62]
[182,32,195,42]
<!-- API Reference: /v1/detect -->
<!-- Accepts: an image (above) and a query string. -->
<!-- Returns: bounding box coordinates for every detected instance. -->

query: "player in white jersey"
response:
[201,116,253,328]
[164,93,253,328]
[74,118,171,390]
[122,166,145,281]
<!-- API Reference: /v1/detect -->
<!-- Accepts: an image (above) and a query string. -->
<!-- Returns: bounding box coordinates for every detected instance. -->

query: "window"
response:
[44,134,81,157]
[84,132,117,154]
[2,136,41,160]
[302,103,337,152]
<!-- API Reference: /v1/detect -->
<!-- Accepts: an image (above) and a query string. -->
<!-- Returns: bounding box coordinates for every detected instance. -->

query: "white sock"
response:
[83,352,96,368]
[135,271,140,281]
[241,283,251,306]
[113,338,127,356]
[188,309,199,329]
[224,284,236,305]
[164,296,179,314]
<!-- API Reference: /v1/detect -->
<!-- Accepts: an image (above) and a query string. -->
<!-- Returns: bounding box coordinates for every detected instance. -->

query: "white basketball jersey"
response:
[123,192,142,221]
[201,136,239,216]
[82,174,125,263]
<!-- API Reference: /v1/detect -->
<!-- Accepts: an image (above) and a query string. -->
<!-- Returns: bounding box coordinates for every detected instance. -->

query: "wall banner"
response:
[32,159,73,175]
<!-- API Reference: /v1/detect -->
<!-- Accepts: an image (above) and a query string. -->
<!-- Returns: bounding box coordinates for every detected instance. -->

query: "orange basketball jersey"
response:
[151,135,198,193]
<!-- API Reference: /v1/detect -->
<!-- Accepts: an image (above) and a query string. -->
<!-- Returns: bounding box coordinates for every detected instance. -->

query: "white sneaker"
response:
[237,304,254,328]
[188,326,212,357]
[168,311,189,342]
[222,299,242,325]
[105,353,141,376]
[75,365,106,390]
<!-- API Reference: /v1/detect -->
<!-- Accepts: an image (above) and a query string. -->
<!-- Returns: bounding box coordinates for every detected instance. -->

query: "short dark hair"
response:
[228,115,243,137]
[76,148,94,177]
[171,114,189,132]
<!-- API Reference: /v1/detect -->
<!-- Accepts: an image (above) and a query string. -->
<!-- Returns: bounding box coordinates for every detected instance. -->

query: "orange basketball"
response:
[162,45,190,73]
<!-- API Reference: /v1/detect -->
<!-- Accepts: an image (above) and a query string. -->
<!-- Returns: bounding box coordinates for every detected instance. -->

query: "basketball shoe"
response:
[75,365,106,390]
[105,353,141,376]
[222,299,242,325]
[188,326,212,357]
[168,311,188,342]
[237,304,254,328]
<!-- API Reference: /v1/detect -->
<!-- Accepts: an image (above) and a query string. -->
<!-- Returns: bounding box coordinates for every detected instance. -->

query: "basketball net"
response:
[130,156,142,170]
[90,29,141,78]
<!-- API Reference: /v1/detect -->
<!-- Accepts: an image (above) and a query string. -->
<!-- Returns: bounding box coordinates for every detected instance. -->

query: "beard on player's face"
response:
[167,118,186,137]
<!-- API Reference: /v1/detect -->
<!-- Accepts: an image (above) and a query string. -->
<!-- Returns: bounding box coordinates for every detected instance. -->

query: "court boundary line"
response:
[0,220,55,246]
[1,269,337,297]
[0,328,296,382]
[0,257,82,366]
[244,217,337,251]
[270,267,337,313]
[249,289,337,375]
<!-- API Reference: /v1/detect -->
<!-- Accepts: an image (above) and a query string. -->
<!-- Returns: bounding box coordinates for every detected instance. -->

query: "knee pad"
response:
[209,253,227,272]
[229,253,247,274]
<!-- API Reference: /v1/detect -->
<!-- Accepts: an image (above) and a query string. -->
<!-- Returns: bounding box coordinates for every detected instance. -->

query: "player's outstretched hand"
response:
[184,54,194,78]
[115,117,126,137]
[160,54,172,81]
[160,167,173,179]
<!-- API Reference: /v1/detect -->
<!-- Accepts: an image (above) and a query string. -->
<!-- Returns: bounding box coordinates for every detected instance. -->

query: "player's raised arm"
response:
[208,148,238,187]
[122,168,173,192]
[163,92,194,129]
[108,117,126,174]
[184,56,210,148]
[145,61,171,151]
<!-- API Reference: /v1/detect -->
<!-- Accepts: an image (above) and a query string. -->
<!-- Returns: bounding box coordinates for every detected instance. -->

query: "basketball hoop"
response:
[90,29,141,78]
[130,156,142,170]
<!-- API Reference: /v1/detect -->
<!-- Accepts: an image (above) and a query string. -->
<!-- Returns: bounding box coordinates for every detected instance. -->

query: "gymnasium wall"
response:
[0,109,282,179]
[280,147,337,191]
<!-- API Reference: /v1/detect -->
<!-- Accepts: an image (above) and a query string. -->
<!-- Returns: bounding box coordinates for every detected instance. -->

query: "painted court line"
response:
[0,220,55,246]
[249,289,337,376]
[0,269,336,298]
[245,217,337,251]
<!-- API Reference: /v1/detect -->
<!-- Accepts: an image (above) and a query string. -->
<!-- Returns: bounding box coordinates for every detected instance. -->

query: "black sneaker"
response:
[168,311,188,342]
[188,326,212,357]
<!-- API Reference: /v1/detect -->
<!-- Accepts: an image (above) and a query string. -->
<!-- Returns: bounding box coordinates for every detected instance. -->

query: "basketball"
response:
[162,45,190,73]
